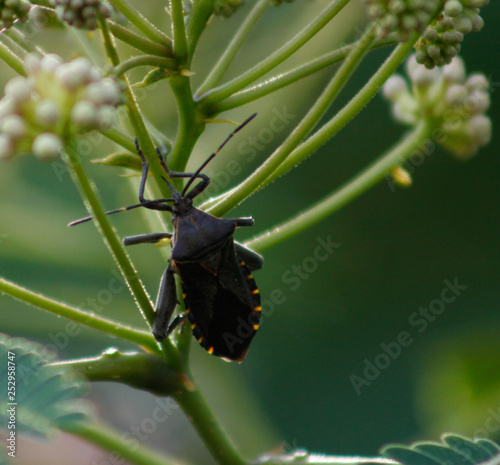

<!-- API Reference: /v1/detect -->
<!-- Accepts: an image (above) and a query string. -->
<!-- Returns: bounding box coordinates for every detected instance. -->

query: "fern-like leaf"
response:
[0,333,94,437]
[381,434,500,465]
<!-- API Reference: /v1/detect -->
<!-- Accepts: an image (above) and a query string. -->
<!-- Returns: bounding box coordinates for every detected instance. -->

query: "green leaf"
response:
[442,435,495,462]
[255,449,398,465]
[92,152,143,172]
[474,439,500,456]
[381,434,500,465]
[133,67,172,88]
[0,333,94,437]
[413,444,475,465]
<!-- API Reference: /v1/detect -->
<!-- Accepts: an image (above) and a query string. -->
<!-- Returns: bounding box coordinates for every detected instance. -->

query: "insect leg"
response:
[123,232,172,246]
[227,217,255,227]
[165,313,188,336]
[234,241,264,271]
[152,263,177,342]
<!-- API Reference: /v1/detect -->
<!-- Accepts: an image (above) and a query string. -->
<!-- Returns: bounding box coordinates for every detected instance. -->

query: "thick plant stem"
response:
[195,0,270,97]
[67,422,178,465]
[0,278,159,354]
[205,22,379,218]
[55,351,182,395]
[247,121,431,252]
[108,0,171,47]
[168,75,204,173]
[214,37,398,113]
[197,0,352,111]
[175,378,246,465]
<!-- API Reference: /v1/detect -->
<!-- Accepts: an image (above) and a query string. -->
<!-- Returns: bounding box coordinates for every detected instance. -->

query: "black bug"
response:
[70,114,262,362]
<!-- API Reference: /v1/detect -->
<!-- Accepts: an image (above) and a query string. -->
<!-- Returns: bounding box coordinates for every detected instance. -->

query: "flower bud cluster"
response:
[0,0,31,29]
[0,54,123,161]
[213,0,243,17]
[415,0,488,68]
[383,55,491,159]
[367,0,438,41]
[51,0,112,30]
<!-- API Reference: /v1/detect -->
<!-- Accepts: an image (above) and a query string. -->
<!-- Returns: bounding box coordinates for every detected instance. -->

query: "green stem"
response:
[195,0,270,97]
[100,127,137,152]
[108,0,171,47]
[203,33,419,213]
[4,28,43,54]
[108,21,173,56]
[175,379,245,465]
[247,120,431,252]
[0,39,25,75]
[205,21,378,217]
[0,278,159,354]
[170,0,189,66]
[54,351,182,395]
[63,145,157,324]
[197,0,351,111]
[215,36,398,113]
[185,0,214,59]
[113,55,178,77]
[67,422,180,465]
[268,36,419,183]
[98,14,173,201]
[168,76,204,173]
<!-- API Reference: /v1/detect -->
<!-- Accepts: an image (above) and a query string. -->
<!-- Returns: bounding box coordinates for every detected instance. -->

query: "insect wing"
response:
[176,240,261,362]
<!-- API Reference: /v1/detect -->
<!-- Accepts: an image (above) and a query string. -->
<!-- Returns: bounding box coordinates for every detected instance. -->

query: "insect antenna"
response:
[68,198,175,226]
[181,113,257,197]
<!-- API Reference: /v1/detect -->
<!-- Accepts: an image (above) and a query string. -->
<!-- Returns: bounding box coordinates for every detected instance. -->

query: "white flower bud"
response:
[465,90,490,114]
[0,134,15,161]
[5,77,33,102]
[444,0,463,16]
[71,100,98,129]
[472,15,484,32]
[442,57,466,84]
[55,63,86,91]
[410,65,439,87]
[0,97,18,119]
[99,78,121,105]
[35,99,60,126]
[467,114,491,145]
[405,54,420,77]
[445,85,467,106]
[453,15,473,34]
[383,75,408,101]
[71,57,93,83]
[32,133,63,161]
[83,82,105,104]
[465,74,489,92]
[24,54,41,75]
[96,105,116,130]
[0,114,27,139]
[41,54,64,73]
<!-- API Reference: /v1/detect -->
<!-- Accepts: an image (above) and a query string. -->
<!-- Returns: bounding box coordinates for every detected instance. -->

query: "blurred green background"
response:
[1,1,499,464]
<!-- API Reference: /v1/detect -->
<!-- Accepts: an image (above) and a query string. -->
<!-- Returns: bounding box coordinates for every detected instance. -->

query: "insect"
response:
[70,114,263,362]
